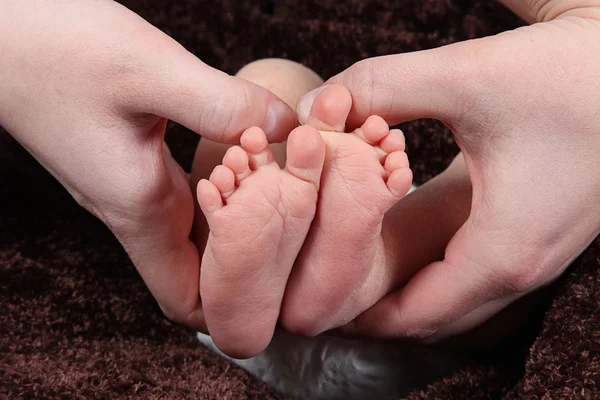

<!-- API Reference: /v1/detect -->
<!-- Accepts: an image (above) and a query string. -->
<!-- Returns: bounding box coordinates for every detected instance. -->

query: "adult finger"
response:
[102,134,207,331]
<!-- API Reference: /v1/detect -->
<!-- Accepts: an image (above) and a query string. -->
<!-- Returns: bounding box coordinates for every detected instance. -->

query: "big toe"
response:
[285,125,326,188]
[301,84,352,132]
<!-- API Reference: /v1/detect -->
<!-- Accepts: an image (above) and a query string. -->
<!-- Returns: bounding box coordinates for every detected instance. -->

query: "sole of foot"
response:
[283,84,413,335]
[198,124,325,358]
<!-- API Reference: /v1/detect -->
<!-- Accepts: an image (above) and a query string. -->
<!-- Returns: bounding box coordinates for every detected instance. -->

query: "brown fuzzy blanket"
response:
[1,1,599,398]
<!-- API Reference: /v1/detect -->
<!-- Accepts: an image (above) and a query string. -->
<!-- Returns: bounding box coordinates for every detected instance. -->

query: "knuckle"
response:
[348,59,381,116]
[102,191,168,240]
[199,77,251,142]
[103,181,164,228]
[102,157,176,230]
[61,155,174,249]
[343,58,399,123]
[494,252,550,295]
[280,304,326,338]
[160,302,204,330]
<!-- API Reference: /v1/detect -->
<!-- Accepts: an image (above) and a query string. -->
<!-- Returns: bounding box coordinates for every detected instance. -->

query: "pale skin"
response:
[191,60,472,358]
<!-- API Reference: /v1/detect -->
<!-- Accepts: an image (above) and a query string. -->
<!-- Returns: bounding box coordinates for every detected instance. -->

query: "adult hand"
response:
[292,1,600,341]
[0,0,295,330]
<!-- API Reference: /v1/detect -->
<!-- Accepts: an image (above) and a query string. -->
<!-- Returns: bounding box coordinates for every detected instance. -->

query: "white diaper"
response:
[197,328,459,400]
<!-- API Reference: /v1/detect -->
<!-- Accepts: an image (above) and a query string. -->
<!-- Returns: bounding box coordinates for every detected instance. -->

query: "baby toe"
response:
[356,115,389,144]
[379,129,406,153]
[223,145,251,183]
[305,84,352,132]
[240,126,275,169]
[285,125,325,188]
[197,179,223,215]
[384,151,410,173]
[209,165,236,198]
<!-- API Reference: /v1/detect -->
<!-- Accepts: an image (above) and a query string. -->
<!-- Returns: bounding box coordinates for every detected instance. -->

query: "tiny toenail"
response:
[297,85,328,125]
[263,100,289,140]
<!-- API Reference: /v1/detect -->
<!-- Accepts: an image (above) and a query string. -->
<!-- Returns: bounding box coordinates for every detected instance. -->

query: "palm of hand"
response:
[332,15,600,340]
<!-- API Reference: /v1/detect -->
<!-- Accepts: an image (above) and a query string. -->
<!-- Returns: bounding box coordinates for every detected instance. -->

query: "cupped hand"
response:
[291,2,600,341]
[0,0,295,330]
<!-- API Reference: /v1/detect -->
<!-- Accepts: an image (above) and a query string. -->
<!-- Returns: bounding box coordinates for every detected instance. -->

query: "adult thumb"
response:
[127,39,296,144]
[297,41,478,130]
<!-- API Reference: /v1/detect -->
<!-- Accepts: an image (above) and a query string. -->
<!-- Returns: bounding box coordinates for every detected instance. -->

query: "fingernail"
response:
[263,100,290,139]
[297,85,328,125]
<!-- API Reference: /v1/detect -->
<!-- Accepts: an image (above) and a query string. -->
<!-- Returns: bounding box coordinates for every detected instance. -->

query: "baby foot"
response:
[282,84,413,335]
[197,125,325,358]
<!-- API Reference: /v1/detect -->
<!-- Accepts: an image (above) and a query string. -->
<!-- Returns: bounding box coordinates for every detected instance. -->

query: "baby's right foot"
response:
[283,85,413,335]
[198,125,325,358]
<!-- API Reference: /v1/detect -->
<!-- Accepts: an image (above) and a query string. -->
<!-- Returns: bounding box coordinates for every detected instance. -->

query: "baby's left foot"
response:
[283,85,413,334]
[198,125,325,358]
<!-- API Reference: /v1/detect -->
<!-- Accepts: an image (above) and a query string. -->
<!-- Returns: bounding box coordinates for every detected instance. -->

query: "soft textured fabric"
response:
[1,1,598,398]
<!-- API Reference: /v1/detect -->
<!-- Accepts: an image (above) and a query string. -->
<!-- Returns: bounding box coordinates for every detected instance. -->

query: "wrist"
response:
[500,0,600,23]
